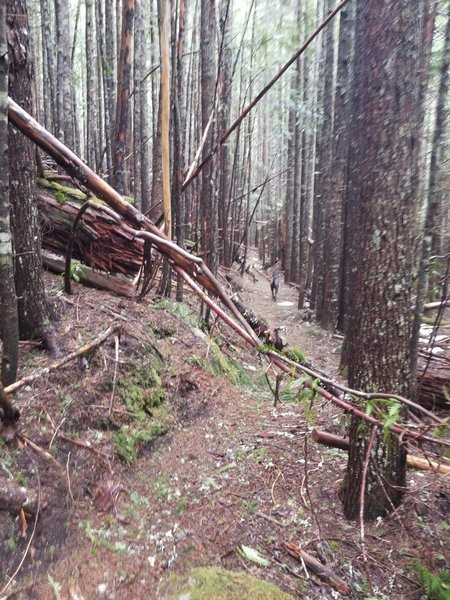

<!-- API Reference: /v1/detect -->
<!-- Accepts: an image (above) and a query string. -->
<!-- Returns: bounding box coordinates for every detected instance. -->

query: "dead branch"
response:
[17,434,64,472]
[5,323,121,395]
[423,300,450,312]
[283,541,350,595]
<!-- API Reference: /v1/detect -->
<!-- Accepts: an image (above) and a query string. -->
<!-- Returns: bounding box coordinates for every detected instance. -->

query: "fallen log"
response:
[38,188,144,276]
[42,251,135,298]
[417,361,450,410]
[283,541,350,595]
[0,478,43,515]
[311,429,450,475]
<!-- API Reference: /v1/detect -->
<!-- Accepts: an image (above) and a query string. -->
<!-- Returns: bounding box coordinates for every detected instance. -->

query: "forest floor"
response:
[0,252,449,599]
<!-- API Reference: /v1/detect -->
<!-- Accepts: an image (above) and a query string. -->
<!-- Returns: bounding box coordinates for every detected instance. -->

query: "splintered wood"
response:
[38,190,144,276]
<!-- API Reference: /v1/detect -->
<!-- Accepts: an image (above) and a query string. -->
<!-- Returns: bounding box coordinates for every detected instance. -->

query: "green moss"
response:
[38,178,87,202]
[113,420,168,463]
[413,559,450,600]
[117,363,166,416]
[165,567,294,600]
[153,298,204,328]
[149,323,176,339]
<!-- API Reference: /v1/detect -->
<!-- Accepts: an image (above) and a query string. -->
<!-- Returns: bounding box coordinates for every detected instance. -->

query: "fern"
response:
[366,398,402,442]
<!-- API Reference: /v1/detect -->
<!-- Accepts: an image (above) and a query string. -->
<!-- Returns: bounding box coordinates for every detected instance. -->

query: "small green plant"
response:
[68,260,84,283]
[283,347,309,365]
[413,559,450,600]
[366,398,402,442]
[153,474,172,501]
[153,298,203,328]
[174,498,188,516]
[188,355,204,367]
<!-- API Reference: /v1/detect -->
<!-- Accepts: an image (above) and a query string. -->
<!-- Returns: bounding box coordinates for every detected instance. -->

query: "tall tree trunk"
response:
[218,0,232,267]
[311,0,335,323]
[104,0,117,184]
[341,0,425,520]
[133,0,144,207]
[39,0,57,132]
[200,0,217,272]
[0,2,19,385]
[172,0,188,301]
[55,0,74,148]
[113,0,135,195]
[7,0,58,352]
[411,2,449,392]
[321,3,355,332]
[85,0,99,169]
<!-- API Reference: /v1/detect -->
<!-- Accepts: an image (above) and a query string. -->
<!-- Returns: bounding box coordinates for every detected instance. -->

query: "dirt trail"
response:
[237,256,342,378]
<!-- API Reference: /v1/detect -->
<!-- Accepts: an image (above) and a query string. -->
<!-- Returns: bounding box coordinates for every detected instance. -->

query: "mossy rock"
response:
[164,567,294,600]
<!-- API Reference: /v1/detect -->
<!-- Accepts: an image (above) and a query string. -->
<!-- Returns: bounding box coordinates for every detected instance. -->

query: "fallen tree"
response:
[38,186,144,276]
[38,180,450,409]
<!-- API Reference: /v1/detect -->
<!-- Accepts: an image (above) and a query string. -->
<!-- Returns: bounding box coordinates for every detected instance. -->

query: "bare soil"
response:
[0,256,449,599]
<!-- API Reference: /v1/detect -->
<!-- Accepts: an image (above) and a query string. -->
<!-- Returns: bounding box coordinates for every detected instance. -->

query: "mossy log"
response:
[42,251,135,297]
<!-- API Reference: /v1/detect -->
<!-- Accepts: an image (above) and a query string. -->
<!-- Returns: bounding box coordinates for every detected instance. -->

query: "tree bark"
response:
[0,2,19,385]
[322,3,355,332]
[55,0,74,148]
[6,0,57,352]
[200,0,217,273]
[113,0,135,195]
[85,0,99,169]
[341,0,426,520]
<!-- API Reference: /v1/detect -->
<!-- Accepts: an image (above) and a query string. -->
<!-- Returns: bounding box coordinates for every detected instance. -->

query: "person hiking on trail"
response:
[270,273,280,301]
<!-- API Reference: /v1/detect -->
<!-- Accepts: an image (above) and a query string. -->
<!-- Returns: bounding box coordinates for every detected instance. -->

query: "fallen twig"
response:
[5,323,121,395]
[17,434,63,473]
[283,541,350,595]
[108,334,120,416]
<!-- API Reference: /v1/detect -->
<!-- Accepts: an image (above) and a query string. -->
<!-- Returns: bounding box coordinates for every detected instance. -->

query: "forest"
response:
[0,0,450,598]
